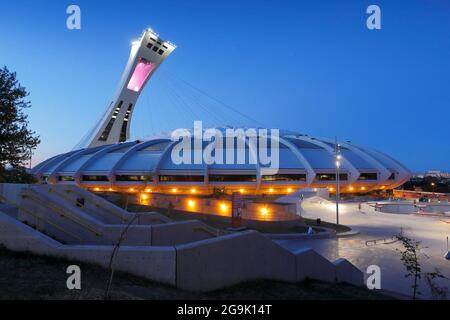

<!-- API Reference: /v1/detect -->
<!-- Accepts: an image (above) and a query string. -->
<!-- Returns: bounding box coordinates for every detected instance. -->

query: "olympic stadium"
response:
[31,28,411,197]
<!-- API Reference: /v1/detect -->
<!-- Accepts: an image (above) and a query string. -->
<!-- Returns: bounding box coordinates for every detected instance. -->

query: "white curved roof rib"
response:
[47,148,102,184]
[33,150,80,180]
[294,136,360,185]
[244,134,261,191]
[361,147,412,188]
[277,136,316,186]
[318,138,391,190]
[108,139,173,184]
[74,142,137,185]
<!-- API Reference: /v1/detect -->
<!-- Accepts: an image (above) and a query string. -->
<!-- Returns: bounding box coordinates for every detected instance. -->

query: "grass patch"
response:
[0,246,391,300]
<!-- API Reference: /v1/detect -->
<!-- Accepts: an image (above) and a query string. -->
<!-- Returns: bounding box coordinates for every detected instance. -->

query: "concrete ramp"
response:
[0,183,363,292]
[151,220,223,246]
[36,184,171,225]
[175,231,297,291]
[174,230,361,291]
[0,210,176,285]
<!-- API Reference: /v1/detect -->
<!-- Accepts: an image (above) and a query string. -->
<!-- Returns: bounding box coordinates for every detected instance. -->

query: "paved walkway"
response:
[275,198,450,299]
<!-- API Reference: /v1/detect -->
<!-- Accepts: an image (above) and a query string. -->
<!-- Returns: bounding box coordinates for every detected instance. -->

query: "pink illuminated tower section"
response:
[127,59,155,92]
[77,29,176,149]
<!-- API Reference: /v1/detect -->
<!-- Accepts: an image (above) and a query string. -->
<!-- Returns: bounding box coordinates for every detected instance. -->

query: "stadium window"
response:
[58,176,75,182]
[262,174,306,182]
[208,174,257,182]
[315,173,348,181]
[146,43,153,49]
[158,49,164,55]
[159,175,204,182]
[82,175,109,182]
[152,46,158,52]
[116,175,148,182]
[358,173,378,180]
[388,173,395,180]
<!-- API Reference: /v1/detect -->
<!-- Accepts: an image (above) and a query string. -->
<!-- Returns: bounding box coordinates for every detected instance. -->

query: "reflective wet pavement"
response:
[275,199,450,299]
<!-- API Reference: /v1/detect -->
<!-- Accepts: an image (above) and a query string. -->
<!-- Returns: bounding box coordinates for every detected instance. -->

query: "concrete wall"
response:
[0,183,363,293]
[175,231,297,291]
[374,203,416,214]
[0,183,29,205]
[18,187,153,245]
[0,208,363,292]
[422,203,450,214]
[0,211,176,285]
[151,220,219,246]
[39,184,171,225]
[19,187,222,246]
[140,193,299,221]
[334,258,364,286]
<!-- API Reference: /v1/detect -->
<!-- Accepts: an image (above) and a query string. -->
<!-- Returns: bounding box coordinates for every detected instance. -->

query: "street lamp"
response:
[335,138,341,225]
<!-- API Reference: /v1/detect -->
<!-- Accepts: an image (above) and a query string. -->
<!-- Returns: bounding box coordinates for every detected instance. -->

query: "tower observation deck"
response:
[78,29,176,149]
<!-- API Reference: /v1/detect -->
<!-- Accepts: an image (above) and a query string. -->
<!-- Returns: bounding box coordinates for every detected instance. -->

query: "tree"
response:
[396,233,449,299]
[0,66,40,183]
[396,234,423,299]
[425,268,449,300]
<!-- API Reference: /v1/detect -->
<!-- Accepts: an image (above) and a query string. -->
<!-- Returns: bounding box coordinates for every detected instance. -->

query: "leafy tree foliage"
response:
[0,66,40,183]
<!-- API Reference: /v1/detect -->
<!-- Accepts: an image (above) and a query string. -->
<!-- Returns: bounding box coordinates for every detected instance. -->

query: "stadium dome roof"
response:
[32,131,411,193]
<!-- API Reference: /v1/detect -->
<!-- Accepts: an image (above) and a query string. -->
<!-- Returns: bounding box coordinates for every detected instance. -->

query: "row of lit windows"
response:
[315,173,349,181]
[261,174,306,182]
[99,101,123,141]
[119,103,133,142]
[63,172,395,183]
[159,175,204,182]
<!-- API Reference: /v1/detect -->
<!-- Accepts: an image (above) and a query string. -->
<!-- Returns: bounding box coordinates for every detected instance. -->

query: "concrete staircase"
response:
[0,183,364,291]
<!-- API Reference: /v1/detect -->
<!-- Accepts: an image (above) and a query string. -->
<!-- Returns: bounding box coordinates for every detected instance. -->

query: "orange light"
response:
[94,187,100,192]
[190,188,197,194]
[381,186,385,189]
[287,188,293,193]
[187,199,195,209]
[108,188,114,192]
[219,203,228,213]
[349,186,354,191]
[329,187,334,192]
[145,188,152,193]
[129,188,135,192]
[268,188,274,193]
[313,188,318,192]
[361,186,366,191]
[140,194,149,200]
[171,188,177,193]
[239,188,245,194]
[260,207,269,216]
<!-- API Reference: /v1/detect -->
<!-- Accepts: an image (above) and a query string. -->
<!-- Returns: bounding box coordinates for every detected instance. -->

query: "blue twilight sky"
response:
[0,0,449,172]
